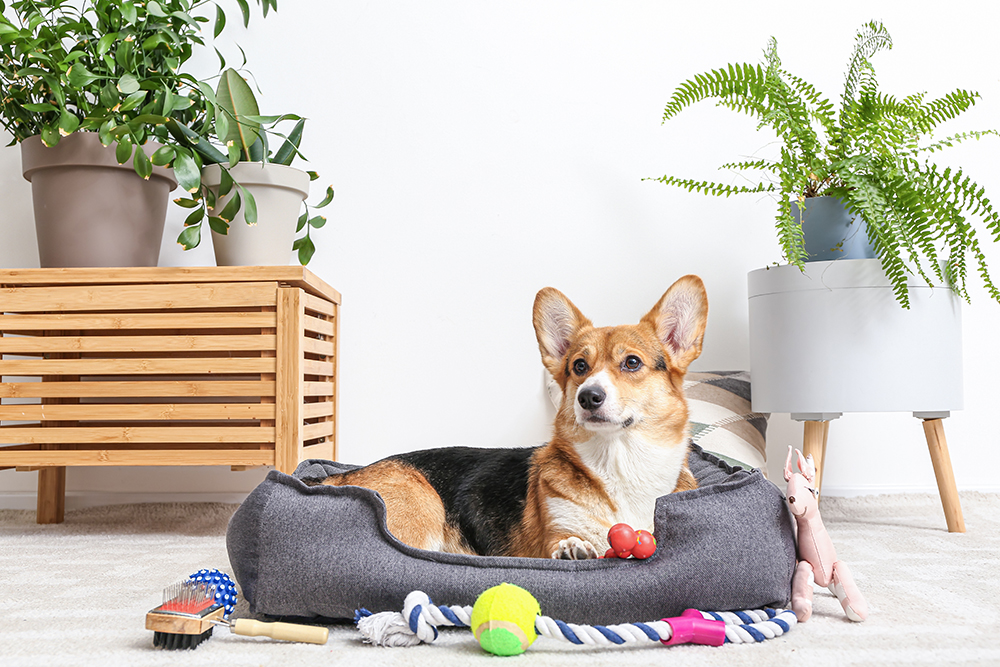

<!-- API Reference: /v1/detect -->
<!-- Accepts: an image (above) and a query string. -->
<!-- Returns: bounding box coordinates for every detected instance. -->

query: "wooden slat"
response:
[303,422,334,441]
[303,337,334,357]
[0,357,275,375]
[303,382,334,397]
[0,403,276,421]
[0,381,275,398]
[0,449,276,467]
[303,402,334,419]
[275,287,304,474]
[302,442,334,460]
[303,293,336,317]
[303,360,334,377]
[0,334,276,353]
[0,312,276,331]
[0,282,278,313]
[0,266,341,304]
[304,314,334,337]
[0,426,274,444]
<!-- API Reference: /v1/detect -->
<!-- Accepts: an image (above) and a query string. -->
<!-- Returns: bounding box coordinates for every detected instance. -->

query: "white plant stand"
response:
[748,259,965,532]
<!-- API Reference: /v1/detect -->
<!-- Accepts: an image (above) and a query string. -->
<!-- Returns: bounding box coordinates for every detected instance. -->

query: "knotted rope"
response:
[355,590,797,648]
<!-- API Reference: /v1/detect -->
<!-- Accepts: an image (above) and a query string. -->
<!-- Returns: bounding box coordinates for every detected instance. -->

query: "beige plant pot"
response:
[21,132,177,267]
[203,163,310,266]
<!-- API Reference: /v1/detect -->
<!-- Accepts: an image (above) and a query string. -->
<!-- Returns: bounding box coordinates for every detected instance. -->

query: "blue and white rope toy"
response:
[355,590,797,649]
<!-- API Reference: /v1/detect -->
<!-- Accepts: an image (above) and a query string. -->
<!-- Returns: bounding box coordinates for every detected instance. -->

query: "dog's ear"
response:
[642,275,708,373]
[533,287,592,375]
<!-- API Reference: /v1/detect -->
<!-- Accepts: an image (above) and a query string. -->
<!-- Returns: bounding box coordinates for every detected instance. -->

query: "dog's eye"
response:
[622,355,643,372]
[573,359,589,376]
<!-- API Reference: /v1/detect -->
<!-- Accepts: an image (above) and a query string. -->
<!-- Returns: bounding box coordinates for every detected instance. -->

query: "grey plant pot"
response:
[793,196,876,261]
[203,162,309,267]
[21,132,178,268]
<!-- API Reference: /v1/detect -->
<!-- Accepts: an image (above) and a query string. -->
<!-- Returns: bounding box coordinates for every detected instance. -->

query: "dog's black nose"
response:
[578,386,606,411]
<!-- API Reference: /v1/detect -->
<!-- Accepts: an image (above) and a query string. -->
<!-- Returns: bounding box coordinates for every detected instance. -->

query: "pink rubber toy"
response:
[784,446,868,622]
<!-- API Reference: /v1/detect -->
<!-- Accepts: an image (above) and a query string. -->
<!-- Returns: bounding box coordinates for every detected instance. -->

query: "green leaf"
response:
[218,167,234,197]
[314,185,335,208]
[21,103,57,112]
[97,33,118,55]
[297,235,315,265]
[184,207,205,227]
[172,150,202,194]
[40,124,60,147]
[217,190,242,223]
[67,63,100,87]
[272,118,304,165]
[235,0,251,27]
[58,111,80,137]
[296,211,307,232]
[306,170,319,181]
[177,224,201,250]
[236,184,258,224]
[121,2,138,24]
[115,135,133,164]
[208,215,230,235]
[117,73,140,95]
[99,81,119,109]
[151,145,176,166]
[308,215,327,229]
[227,143,240,168]
[147,1,167,17]
[215,68,260,157]
[173,196,201,209]
[214,3,226,38]
[133,146,153,180]
[120,89,147,111]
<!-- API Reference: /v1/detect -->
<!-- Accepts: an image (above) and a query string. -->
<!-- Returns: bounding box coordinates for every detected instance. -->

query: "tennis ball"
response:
[470,583,541,656]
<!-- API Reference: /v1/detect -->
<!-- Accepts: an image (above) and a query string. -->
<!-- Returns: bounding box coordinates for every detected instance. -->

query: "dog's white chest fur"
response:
[546,433,688,547]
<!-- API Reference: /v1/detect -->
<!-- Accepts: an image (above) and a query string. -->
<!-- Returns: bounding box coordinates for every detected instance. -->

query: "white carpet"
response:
[1,493,999,667]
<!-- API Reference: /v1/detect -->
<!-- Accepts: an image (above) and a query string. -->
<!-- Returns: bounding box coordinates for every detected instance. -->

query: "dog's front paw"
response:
[552,537,600,560]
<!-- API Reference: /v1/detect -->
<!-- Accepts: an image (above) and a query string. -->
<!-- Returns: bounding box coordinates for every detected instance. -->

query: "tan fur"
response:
[322,461,473,554]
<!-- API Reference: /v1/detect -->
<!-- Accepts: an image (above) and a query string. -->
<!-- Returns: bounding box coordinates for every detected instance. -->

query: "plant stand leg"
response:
[36,466,66,524]
[920,417,965,533]
[802,421,830,496]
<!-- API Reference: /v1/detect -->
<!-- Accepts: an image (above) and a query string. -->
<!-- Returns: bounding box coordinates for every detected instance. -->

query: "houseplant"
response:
[174,67,334,266]
[653,20,999,308]
[0,0,273,266]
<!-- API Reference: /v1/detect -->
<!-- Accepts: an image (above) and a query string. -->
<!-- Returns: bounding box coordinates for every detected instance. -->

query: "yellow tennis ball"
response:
[470,583,541,656]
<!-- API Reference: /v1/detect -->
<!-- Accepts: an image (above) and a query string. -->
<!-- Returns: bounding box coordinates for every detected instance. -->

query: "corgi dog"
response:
[310,275,708,559]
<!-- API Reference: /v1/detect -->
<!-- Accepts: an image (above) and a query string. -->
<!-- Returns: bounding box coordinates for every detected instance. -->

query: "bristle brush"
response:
[146,572,328,649]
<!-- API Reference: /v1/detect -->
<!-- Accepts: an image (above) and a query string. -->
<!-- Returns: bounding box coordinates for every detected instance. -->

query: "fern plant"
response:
[653,21,999,308]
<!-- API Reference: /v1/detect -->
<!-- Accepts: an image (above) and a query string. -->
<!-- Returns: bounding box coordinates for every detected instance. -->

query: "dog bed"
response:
[226,445,795,626]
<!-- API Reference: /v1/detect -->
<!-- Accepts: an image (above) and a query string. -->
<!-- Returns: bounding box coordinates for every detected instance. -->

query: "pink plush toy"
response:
[784,446,868,622]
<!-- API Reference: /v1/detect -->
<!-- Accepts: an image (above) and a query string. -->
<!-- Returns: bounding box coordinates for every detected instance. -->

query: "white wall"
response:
[2,0,998,509]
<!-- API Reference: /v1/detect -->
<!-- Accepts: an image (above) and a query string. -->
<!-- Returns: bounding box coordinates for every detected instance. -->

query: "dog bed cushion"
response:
[686,371,769,472]
[226,445,795,626]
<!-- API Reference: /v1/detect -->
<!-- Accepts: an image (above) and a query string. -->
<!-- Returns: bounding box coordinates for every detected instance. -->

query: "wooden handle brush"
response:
[146,578,328,649]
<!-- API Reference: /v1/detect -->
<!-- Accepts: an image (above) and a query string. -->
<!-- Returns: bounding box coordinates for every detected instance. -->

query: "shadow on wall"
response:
[0,131,40,268]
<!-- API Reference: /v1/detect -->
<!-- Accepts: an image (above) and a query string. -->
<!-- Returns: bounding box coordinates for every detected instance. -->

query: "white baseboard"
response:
[821,484,1000,497]
[0,491,252,511]
[2,485,998,512]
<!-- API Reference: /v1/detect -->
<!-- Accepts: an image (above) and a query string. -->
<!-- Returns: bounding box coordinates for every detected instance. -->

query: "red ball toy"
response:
[604,523,657,559]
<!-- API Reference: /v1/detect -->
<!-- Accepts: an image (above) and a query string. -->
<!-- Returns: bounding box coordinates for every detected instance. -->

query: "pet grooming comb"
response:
[146,576,328,649]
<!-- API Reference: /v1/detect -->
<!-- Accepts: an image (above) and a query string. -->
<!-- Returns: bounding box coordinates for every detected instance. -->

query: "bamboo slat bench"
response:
[0,266,340,523]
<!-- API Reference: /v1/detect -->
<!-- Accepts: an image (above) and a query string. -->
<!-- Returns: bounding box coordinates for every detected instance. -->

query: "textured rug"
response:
[1,493,998,667]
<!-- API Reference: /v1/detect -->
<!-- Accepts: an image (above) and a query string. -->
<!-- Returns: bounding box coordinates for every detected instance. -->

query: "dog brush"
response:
[146,577,328,649]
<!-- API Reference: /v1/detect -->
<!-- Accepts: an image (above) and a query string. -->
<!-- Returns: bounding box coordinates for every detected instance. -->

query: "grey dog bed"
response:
[226,445,796,626]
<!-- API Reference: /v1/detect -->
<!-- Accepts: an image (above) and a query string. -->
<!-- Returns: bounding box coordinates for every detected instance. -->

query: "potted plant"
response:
[654,22,993,508]
[0,0,272,267]
[173,68,334,266]
[653,20,999,309]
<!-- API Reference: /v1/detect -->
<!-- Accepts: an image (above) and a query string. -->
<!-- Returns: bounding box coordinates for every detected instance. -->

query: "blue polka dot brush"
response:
[145,569,328,649]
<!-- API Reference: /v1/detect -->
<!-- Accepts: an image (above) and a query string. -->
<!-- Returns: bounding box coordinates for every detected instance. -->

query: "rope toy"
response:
[355,587,797,653]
